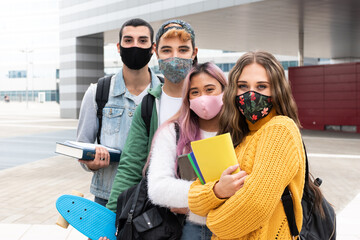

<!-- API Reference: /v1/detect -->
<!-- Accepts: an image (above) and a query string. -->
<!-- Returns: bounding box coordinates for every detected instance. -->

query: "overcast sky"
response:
[0,0,59,76]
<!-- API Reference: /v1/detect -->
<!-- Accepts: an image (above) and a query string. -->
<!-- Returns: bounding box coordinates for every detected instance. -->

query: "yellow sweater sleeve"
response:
[188,179,226,216]
[204,120,303,238]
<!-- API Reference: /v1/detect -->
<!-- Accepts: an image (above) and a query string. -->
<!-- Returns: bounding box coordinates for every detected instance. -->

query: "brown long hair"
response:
[219,50,325,216]
[219,51,301,146]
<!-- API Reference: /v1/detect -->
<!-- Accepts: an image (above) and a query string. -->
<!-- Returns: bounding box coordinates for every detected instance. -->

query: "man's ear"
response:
[154,43,159,58]
[192,47,198,59]
[117,43,120,53]
[151,42,156,54]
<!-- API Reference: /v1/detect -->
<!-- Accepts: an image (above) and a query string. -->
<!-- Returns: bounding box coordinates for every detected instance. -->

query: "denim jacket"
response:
[77,68,160,199]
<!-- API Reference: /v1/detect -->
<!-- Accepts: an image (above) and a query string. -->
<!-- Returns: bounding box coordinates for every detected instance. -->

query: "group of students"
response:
[77,17,308,240]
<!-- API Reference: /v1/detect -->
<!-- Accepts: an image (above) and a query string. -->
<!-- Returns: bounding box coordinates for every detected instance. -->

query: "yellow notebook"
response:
[190,133,239,183]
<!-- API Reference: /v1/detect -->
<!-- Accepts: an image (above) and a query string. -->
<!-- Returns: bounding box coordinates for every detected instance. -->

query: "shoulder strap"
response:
[281,141,308,237]
[140,75,163,135]
[157,75,164,83]
[95,75,112,144]
[141,94,155,135]
[174,122,180,144]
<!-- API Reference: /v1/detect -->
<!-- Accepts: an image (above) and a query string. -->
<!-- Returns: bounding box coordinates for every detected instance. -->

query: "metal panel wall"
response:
[289,62,360,133]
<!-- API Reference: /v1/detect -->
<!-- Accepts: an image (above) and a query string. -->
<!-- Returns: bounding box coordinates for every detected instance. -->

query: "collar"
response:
[112,68,160,97]
[247,108,277,132]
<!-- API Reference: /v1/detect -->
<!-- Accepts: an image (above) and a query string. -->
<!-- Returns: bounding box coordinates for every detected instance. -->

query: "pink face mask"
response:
[189,93,224,120]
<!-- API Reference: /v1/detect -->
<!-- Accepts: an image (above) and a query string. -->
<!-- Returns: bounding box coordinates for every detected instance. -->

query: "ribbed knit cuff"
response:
[188,180,226,216]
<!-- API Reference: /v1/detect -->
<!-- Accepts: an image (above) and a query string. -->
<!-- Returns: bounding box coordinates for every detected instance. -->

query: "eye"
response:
[206,87,215,93]
[190,90,199,96]
[257,85,267,90]
[161,49,171,53]
[237,84,248,90]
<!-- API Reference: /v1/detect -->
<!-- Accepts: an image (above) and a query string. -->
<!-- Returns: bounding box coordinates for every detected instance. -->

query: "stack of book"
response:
[178,133,239,184]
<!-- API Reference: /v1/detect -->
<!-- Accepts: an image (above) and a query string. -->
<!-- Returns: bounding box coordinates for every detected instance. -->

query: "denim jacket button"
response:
[128,111,133,117]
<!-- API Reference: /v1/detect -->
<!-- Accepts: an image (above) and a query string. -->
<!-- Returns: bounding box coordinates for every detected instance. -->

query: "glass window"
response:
[289,61,298,67]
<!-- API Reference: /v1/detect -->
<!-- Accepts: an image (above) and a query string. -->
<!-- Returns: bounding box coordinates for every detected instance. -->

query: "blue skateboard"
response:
[56,195,116,240]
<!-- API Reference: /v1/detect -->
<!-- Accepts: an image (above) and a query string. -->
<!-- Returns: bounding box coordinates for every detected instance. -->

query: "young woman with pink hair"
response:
[146,62,245,240]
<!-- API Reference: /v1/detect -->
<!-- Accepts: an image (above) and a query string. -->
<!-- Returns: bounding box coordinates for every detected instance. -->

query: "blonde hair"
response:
[219,51,301,146]
[162,28,191,42]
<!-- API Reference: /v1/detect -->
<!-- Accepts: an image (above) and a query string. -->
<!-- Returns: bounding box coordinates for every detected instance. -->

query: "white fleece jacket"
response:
[147,122,216,225]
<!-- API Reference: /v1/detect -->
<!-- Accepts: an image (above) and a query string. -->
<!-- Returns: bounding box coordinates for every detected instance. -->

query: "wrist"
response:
[213,181,226,199]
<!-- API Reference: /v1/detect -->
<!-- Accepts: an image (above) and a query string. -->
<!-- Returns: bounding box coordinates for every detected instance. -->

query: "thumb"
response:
[222,164,239,176]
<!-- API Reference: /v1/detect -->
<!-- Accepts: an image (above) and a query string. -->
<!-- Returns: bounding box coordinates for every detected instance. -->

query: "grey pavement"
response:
[0,101,359,239]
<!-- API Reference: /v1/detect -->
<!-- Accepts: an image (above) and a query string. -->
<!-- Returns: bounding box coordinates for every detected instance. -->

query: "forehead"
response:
[239,63,269,82]
[190,73,221,87]
[122,26,151,38]
[157,36,192,49]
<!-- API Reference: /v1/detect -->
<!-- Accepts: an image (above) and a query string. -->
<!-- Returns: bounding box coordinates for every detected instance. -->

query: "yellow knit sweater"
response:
[188,110,305,240]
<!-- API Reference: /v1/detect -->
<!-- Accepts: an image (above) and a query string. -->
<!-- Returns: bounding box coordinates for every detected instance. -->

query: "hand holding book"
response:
[78,146,110,171]
[188,133,240,184]
[213,164,247,199]
[55,141,120,163]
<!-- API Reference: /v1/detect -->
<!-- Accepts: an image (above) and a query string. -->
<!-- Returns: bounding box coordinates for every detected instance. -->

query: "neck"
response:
[162,78,184,98]
[122,65,151,95]
[198,114,220,132]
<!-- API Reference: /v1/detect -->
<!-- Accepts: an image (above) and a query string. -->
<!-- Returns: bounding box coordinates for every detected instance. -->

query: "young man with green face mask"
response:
[76,18,161,207]
[106,19,198,211]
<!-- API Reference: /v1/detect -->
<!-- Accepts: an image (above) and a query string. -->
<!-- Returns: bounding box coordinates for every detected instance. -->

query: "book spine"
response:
[109,151,120,162]
[188,152,205,184]
[82,148,120,162]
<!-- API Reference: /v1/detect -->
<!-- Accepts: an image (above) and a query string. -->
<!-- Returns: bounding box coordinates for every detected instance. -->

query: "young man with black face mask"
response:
[76,18,161,207]
[106,19,198,212]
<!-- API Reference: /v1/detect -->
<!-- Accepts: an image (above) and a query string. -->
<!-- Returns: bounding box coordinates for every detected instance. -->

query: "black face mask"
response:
[119,45,153,70]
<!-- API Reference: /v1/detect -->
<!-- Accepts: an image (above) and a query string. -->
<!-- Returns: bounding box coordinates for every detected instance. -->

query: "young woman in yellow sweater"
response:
[188,51,306,239]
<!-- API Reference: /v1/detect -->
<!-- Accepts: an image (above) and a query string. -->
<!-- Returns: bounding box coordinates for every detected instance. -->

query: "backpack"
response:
[95,75,164,144]
[115,178,185,240]
[282,144,336,240]
[114,123,184,240]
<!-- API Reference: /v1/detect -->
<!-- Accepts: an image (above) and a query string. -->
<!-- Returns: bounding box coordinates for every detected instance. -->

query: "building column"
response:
[297,0,304,67]
[59,33,104,118]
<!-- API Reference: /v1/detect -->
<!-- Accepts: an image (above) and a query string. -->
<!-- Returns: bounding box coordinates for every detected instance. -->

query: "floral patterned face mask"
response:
[235,91,273,124]
[158,57,193,84]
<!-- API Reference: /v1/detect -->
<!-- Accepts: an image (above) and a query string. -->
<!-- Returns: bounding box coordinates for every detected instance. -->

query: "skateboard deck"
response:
[56,195,116,240]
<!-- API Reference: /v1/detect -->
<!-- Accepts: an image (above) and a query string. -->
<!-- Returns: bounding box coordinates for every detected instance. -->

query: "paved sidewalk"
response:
[0,102,359,239]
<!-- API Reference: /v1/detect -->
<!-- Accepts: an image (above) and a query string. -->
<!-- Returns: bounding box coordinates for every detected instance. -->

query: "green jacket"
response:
[106,84,163,212]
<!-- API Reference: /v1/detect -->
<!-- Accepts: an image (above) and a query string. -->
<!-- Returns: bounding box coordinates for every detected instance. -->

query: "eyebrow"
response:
[189,84,216,91]
[237,80,269,84]
[160,45,171,50]
[123,35,149,39]
[179,45,191,50]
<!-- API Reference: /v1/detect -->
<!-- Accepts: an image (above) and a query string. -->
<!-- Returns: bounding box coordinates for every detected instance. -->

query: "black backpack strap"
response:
[157,75,164,83]
[140,76,163,135]
[174,122,180,144]
[282,187,299,237]
[95,75,112,144]
[282,140,309,237]
[141,94,155,135]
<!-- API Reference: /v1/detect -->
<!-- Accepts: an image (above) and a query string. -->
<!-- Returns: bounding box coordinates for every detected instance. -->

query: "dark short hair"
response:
[119,18,154,43]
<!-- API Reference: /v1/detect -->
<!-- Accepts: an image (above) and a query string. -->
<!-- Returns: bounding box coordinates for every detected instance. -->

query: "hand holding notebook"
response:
[189,133,240,184]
